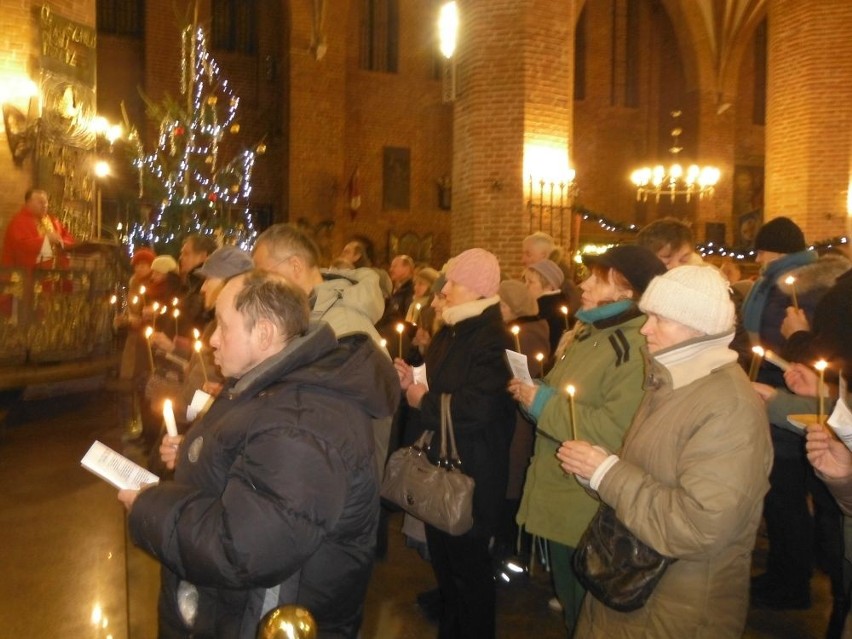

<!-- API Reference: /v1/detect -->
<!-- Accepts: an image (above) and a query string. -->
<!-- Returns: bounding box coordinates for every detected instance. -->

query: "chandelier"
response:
[630,110,720,202]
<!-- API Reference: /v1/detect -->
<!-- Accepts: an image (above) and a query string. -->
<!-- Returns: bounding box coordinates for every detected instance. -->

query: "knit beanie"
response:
[754,217,806,254]
[583,245,666,296]
[151,255,179,274]
[528,259,564,290]
[445,248,501,298]
[499,279,539,318]
[640,265,735,335]
[131,248,156,266]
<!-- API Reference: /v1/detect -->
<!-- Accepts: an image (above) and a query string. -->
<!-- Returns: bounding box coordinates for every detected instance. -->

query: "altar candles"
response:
[194,340,208,384]
[535,352,545,377]
[511,325,521,352]
[144,326,155,370]
[560,305,570,330]
[816,360,828,426]
[162,399,178,437]
[749,346,765,381]
[395,323,405,359]
[567,384,578,440]
[784,275,799,310]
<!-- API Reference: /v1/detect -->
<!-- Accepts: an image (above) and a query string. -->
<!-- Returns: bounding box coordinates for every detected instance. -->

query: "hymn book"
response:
[81,441,159,490]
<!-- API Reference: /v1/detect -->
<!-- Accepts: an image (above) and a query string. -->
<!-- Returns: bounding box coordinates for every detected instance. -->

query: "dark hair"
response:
[233,270,310,339]
[589,264,633,297]
[346,235,375,268]
[636,218,694,254]
[255,224,321,268]
[25,188,46,202]
[184,233,219,256]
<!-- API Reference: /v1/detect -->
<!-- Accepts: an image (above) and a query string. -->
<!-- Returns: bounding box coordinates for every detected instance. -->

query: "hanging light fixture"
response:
[630,110,720,203]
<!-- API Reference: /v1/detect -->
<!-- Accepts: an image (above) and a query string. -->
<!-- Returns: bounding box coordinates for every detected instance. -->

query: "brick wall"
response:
[766,0,852,243]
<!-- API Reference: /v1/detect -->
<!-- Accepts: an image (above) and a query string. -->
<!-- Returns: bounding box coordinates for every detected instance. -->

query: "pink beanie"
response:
[445,248,501,298]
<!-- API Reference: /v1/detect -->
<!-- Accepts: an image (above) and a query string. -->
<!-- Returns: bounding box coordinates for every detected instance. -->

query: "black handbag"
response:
[572,503,675,612]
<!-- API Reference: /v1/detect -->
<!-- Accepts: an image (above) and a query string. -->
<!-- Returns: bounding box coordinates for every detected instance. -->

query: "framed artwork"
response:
[382,146,410,211]
[733,165,764,248]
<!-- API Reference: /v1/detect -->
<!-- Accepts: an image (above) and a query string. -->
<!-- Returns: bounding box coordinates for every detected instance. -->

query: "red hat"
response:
[131,248,156,266]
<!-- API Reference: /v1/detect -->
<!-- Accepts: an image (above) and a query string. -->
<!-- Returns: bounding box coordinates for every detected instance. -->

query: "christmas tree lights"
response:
[127,25,265,252]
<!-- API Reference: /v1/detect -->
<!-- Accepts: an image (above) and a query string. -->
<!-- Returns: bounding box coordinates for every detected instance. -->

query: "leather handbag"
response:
[573,503,675,612]
[381,394,475,535]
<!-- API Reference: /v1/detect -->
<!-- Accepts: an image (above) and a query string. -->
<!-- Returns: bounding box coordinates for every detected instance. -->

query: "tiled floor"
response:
[0,387,841,638]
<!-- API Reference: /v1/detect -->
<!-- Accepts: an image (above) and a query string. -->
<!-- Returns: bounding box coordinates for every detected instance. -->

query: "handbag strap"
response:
[440,393,462,466]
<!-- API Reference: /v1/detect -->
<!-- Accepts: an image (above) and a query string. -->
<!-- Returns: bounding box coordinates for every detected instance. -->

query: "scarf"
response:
[574,299,634,325]
[742,250,816,333]
[441,295,500,326]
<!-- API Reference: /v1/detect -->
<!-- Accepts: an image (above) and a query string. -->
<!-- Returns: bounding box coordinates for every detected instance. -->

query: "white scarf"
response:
[653,331,737,390]
[441,295,500,326]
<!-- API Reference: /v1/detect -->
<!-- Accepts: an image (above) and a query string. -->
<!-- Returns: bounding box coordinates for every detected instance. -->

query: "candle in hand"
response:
[511,325,521,352]
[567,384,578,440]
[192,327,201,340]
[163,399,178,437]
[194,340,208,384]
[144,326,155,370]
[173,308,180,334]
[172,297,179,308]
[560,305,570,330]
[139,285,147,305]
[110,294,117,305]
[816,360,828,426]
[152,302,160,330]
[749,346,765,381]
[395,323,405,359]
[784,275,799,310]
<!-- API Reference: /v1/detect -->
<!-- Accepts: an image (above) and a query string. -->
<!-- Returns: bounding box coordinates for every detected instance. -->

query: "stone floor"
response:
[0,386,841,638]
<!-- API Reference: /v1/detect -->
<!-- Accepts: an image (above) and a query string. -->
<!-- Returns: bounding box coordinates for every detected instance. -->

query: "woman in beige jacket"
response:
[559,265,773,638]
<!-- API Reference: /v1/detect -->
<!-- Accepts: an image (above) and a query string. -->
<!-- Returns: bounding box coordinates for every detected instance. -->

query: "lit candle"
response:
[535,352,545,378]
[414,302,422,325]
[784,275,799,310]
[139,285,147,306]
[764,349,790,372]
[816,360,828,427]
[192,327,200,340]
[109,294,117,305]
[172,297,179,307]
[511,325,521,352]
[162,399,178,437]
[560,305,570,330]
[173,308,180,334]
[131,295,139,307]
[395,322,405,359]
[194,340,208,384]
[152,301,160,330]
[144,326,155,370]
[380,338,388,350]
[567,384,578,440]
[749,346,765,381]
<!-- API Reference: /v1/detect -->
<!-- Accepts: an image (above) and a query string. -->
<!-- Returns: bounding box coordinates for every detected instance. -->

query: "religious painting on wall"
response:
[733,165,764,249]
[382,146,410,211]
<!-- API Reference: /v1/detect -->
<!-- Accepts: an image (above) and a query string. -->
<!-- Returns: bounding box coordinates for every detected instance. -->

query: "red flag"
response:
[348,167,361,219]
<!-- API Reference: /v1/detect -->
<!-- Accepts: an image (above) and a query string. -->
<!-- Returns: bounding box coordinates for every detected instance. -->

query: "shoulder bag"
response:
[380,393,475,535]
[573,503,676,612]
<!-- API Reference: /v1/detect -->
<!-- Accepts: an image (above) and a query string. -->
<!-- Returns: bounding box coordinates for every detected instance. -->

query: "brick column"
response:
[693,91,736,244]
[765,0,852,242]
[452,0,574,273]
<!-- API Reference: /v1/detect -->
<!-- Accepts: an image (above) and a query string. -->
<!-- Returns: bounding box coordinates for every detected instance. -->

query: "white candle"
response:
[144,326,155,370]
[784,275,799,310]
[194,340,208,384]
[511,325,521,352]
[163,399,178,437]
[749,346,765,381]
[560,305,570,330]
[816,360,828,427]
[535,352,545,377]
[567,384,578,440]
[395,323,405,359]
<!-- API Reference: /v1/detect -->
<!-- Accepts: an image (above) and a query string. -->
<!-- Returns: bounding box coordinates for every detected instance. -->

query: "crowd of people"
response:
[4,194,851,638]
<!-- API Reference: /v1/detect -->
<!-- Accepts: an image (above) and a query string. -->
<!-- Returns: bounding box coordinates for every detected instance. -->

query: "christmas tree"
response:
[126,24,265,252]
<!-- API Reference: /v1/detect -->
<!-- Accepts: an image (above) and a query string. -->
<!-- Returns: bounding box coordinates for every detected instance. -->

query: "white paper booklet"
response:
[412,364,429,389]
[81,441,160,490]
[186,389,215,422]
[829,376,852,452]
[505,349,534,385]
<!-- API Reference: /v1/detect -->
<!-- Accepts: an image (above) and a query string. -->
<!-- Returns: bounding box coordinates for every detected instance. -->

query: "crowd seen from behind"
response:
[7,194,852,639]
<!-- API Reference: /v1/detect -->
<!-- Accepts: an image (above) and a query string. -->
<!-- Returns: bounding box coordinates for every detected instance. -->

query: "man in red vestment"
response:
[2,189,75,268]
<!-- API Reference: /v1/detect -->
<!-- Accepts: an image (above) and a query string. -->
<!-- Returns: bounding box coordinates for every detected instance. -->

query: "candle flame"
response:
[511,325,520,335]
[396,323,405,334]
[144,326,153,338]
[152,302,160,311]
[380,338,387,348]
[535,352,544,362]
[109,294,117,304]
[815,360,828,371]
[173,308,180,318]
[172,297,179,307]
[194,340,202,353]
[566,384,576,397]
[131,295,139,305]
[193,328,200,339]
[784,275,796,286]
[560,305,569,316]
[416,303,422,310]
[160,306,168,315]
[138,285,146,295]
[752,346,765,356]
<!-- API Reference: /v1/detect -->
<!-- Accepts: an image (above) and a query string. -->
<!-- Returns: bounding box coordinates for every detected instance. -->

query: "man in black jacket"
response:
[118,270,399,638]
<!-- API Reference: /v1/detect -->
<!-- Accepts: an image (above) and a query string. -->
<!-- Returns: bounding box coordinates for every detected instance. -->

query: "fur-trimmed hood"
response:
[777,253,851,295]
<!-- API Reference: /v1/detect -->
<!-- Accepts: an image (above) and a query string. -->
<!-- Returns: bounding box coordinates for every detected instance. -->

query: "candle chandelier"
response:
[630,110,720,203]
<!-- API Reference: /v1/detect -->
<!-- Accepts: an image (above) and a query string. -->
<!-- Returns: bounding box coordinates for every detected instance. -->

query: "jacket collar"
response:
[645,331,737,391]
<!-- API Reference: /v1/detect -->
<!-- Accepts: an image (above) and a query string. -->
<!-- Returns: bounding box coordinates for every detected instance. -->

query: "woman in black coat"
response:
[396,248,515,639]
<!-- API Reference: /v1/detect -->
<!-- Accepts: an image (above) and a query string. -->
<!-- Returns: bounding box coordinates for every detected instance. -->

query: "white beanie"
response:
[639,265,735,335]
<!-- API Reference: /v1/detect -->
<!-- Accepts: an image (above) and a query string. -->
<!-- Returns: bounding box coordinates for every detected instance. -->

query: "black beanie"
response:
[754,217,806,253]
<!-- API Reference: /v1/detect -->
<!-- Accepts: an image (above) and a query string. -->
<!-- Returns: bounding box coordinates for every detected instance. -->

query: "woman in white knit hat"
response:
[557,265,773,638]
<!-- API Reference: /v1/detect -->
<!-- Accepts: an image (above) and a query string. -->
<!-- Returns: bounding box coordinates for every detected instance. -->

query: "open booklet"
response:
[81,441,159,491]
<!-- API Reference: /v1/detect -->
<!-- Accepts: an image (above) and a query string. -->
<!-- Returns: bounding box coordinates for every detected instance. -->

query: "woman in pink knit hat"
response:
[396,247,516,639]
